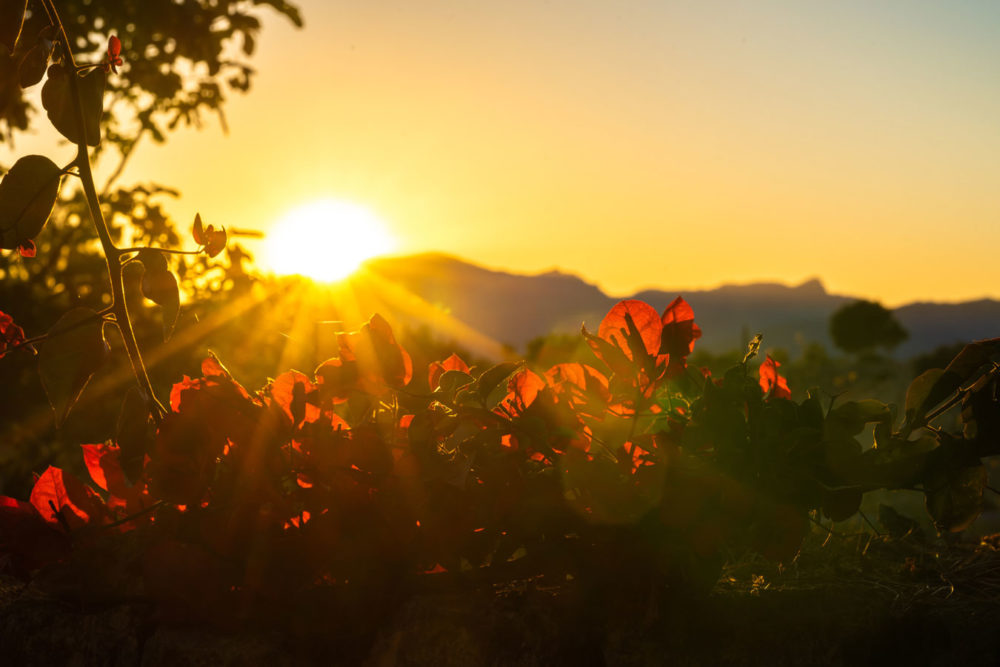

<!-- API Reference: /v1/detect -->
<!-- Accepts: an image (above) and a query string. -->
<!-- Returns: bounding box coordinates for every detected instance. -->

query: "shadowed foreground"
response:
[3,535,999,666]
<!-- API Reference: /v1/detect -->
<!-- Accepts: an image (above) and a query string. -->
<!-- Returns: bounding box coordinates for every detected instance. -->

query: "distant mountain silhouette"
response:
[361,253,1000,358]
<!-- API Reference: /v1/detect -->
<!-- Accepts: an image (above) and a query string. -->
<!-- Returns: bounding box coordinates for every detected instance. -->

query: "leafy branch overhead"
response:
[1,0,303,148]
[0,2,233,427]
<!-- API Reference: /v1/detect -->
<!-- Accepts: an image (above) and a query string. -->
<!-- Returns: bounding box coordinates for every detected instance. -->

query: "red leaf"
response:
[192,212,205,244]
[29,466,102,530]
[0,309,26,358]
[17,239,35,257]
[660,296,702,377]
[269,370,319,426]
[332,314,412,394]
[105,35,122,73]
[496,369,545,415]
[428,353,470,390]
[81,443,129,499]
[203,225,227,258]
[759,355,791,400]
[597,300,662,362]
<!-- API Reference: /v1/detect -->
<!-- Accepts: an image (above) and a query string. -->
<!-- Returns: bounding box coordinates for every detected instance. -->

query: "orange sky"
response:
[6,1,1000,305]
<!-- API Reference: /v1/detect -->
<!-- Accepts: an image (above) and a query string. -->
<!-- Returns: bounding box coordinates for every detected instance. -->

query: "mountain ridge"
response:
[360,254,1000,359]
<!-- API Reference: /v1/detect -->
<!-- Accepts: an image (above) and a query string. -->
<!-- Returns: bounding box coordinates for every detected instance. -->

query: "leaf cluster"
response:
[2,299,996,607]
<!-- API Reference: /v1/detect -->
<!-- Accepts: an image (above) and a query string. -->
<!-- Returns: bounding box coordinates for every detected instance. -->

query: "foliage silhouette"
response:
[830,299,909,354]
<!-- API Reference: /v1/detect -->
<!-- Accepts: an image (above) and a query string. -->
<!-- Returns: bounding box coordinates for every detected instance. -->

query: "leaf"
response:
[0,496,70,573]
[659,296,702,376]
[434,369,474,395]
[0,0,26,54]
[822,487,862,522]
[29,466,101,530]
[428,353,470,390]
[0,155,62,249]
[38,307,108,425]
[597,299,662,362]
[116,388,155,484]
[827,399,891,437]
[0,309,26,358]
[269,370,318,426]
[41,64,105,146]
[904,368,946,426]
[18,40,49,88]
[925,463,987,533]
[476,362,521,406]
[138,250,179,339]
[81,443,129,499]
[878,504,919,538]
[909,339,1000,429]
[758,355,791,400]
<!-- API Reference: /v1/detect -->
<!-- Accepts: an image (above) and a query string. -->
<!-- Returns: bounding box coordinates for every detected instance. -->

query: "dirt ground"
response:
[2,534,999,666]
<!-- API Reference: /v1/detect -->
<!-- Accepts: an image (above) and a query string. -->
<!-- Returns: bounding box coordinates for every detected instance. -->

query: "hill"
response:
[362,253,1000,358]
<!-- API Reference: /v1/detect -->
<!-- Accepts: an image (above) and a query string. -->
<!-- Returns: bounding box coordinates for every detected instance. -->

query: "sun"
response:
[264,200,396,282]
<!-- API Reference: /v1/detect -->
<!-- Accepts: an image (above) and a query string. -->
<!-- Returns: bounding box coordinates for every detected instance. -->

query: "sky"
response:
[7,0,1000,305]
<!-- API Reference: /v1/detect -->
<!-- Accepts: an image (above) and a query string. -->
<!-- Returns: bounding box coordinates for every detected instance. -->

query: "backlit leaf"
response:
[81,443,129,499]
[758,355,791,400]
[0,155,62,250]
[42,64,105,146]
[0,309,26,358]
[428,353,470,390]
[598,299,662,362]
[138,250,179,339]
[38,307,108,425]
[29,466,101,530]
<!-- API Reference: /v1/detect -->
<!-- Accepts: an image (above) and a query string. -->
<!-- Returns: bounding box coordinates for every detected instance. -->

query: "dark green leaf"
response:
[925,463,987,533]
[827,400,891,437]
[18,40,49,88]
[476,362,520,406]
[42,65,105,146]
[434,370,474,395]
[138,250,180,339]
[0,155,62,249]
[877,504,919,538]
[822,487,862,522]
[908,339,1000,429]
[0,0,26,54]
[904,368,945,426]
[39,308,108,425]
[823,436,863,481]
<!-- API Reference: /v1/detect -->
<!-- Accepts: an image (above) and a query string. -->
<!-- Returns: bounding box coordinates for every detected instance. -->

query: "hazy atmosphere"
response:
[7,0,1000,304]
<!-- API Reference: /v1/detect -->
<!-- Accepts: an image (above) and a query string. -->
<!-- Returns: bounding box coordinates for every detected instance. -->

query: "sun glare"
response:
[264,200,395,282]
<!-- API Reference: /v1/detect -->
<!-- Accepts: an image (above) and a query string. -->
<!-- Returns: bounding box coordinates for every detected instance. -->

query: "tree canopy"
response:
[829,299,908,354]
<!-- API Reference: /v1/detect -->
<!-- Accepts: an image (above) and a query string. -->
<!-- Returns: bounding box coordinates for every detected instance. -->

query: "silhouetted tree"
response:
[829,300,908,354]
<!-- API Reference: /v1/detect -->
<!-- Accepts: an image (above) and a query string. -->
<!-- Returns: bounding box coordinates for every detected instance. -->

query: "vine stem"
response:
[118,246,203,259]
[43,0,166,418]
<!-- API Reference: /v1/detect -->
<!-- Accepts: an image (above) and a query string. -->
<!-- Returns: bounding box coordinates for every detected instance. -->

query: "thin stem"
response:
[43,0,165,418]
[98,500,165,530]
[5,306,114,352]
[118,246,203,258]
